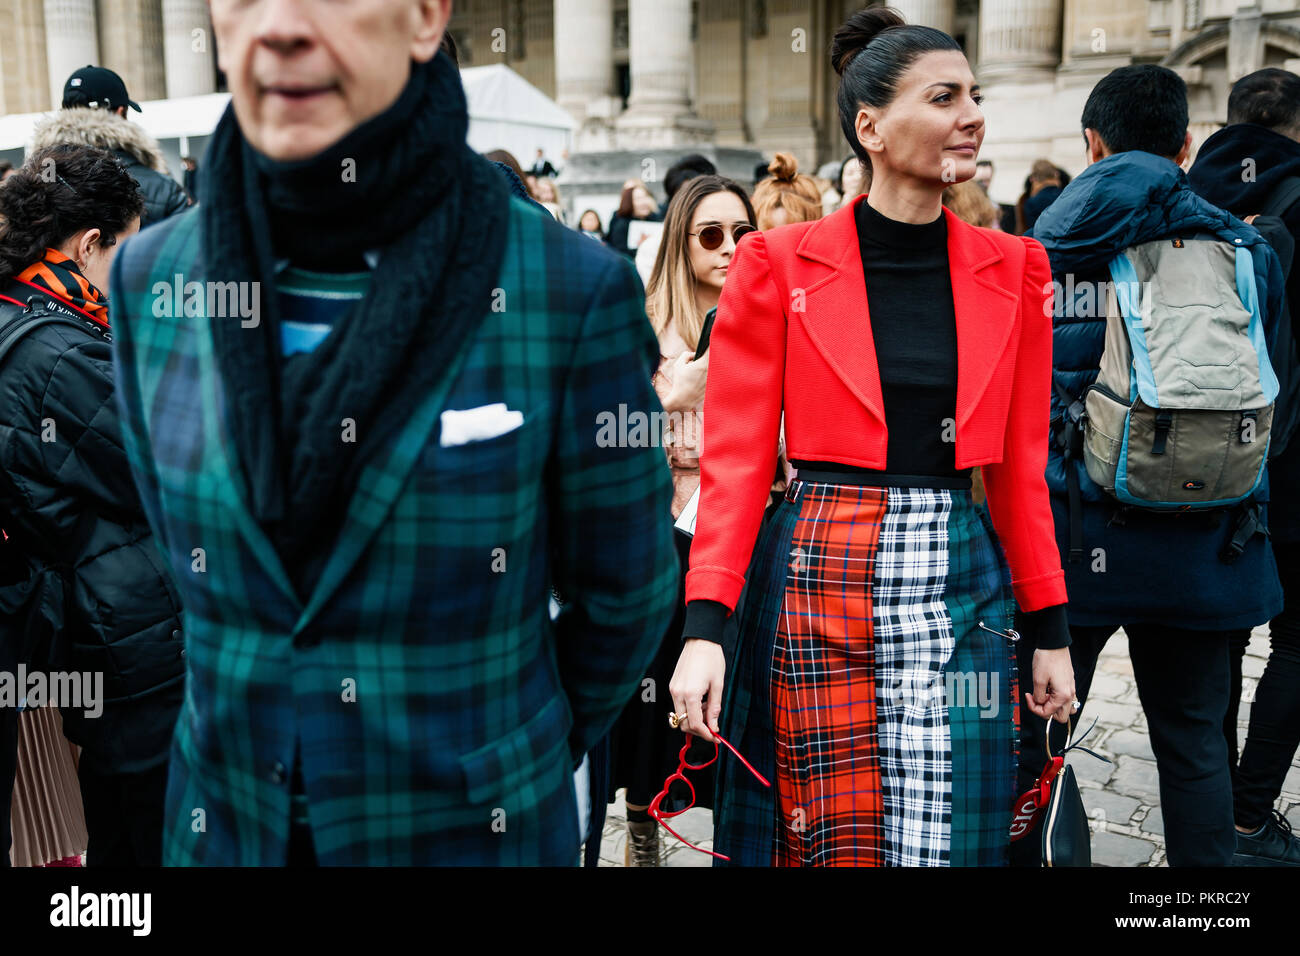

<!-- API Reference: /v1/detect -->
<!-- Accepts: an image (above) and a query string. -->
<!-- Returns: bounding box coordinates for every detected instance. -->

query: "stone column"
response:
[978,0,1063,82]
[99,0,167,102]
[892,0,956,35]
[43,0,98,108]
[554,0,620,149]
[757,0,818,172]
[163,0,216,98]
[616,0,712,147]
[1227,3,1264,83]
[696,0,747,145]
[0,0,51,113]
[976,0,1064,209]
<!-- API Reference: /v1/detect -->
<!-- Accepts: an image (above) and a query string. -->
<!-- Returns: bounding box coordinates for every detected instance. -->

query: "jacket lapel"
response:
[795,198,886,427]
[795,198,1019,431]
[200,320,303,610]
[292,307,484,634]
[945,209,1019,429]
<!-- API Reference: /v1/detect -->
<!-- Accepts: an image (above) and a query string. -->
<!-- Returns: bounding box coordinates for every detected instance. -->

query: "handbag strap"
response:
[1045,715,1111,764]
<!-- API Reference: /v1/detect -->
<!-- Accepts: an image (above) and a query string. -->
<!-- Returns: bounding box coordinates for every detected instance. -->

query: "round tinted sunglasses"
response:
[688,223,756,251]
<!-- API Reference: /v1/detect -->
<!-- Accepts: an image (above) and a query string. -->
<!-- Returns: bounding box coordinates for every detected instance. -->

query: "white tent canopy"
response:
[0,92,230,154]
[459,64,574,167]
[0,63,573,171]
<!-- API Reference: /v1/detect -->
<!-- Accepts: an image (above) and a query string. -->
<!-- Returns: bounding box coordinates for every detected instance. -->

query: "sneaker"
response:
[1231,809,1300,866]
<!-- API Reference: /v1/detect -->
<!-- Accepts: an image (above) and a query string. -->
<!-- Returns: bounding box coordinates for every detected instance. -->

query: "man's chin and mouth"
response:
[263,83,338,105]
[251,89,350,160]
[258,84,344,123]
[255,124,348,162]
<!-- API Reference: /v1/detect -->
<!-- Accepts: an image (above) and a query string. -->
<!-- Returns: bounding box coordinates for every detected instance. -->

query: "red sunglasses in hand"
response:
[647,729,770,862]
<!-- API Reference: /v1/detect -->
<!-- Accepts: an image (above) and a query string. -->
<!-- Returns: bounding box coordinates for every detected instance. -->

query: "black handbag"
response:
[1010,717,1110,867]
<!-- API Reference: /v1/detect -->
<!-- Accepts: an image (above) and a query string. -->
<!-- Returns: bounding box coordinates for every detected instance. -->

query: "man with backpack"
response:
[1188,67,1300,865]
[1018,65,1291,867]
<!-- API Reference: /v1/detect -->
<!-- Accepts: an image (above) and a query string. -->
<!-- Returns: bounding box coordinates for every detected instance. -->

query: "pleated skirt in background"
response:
[9,706,87,866]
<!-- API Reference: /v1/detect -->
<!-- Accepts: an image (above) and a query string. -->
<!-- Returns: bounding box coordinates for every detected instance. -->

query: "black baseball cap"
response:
[62,65,142,112]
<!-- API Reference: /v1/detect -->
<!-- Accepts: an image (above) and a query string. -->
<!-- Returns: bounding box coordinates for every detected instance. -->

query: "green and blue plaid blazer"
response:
[109,197,678,865]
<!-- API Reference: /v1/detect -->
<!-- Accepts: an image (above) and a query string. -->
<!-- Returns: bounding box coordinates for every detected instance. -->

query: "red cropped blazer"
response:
[684,196,1067,615]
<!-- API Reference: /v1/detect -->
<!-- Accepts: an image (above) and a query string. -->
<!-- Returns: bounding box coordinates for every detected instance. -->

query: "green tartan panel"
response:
[944,494,1019,867]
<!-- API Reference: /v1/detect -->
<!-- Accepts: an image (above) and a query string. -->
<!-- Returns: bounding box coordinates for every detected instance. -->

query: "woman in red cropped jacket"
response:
[666,7,1076,867]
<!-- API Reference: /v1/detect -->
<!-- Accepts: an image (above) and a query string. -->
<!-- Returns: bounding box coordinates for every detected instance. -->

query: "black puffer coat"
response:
[114,150,191,226]
[0,281,183,775]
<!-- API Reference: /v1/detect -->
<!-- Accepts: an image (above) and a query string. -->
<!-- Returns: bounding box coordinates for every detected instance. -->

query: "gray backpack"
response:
[1079,236,1278,510]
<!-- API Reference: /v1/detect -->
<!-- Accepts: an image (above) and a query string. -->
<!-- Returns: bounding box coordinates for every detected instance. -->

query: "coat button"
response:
[172,629,182,640]
[179,647,186,659]
[270,761,287,785]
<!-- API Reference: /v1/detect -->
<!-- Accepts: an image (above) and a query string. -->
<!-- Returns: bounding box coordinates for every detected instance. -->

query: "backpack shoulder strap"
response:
[1262,176,1300,219]
[0,302,92,370]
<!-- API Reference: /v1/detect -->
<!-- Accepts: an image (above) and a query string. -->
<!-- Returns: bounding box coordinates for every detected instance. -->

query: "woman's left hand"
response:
[1026,647,1076,724]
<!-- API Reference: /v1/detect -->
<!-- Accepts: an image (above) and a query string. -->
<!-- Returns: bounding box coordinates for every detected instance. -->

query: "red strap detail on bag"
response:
[1009,755,1064,841]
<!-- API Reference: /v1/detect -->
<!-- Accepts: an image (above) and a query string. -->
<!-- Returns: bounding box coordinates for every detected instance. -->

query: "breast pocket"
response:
[416,401,551,486]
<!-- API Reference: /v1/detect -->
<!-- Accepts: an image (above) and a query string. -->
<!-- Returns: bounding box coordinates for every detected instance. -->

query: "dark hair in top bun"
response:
[832,6,962,172]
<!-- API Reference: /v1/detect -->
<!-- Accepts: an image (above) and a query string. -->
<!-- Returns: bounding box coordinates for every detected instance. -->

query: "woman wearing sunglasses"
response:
[669,6,1077,867]
[606,175,756,865]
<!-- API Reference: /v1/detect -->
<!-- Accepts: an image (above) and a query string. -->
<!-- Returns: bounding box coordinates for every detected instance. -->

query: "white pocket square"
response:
[439,403,525,447]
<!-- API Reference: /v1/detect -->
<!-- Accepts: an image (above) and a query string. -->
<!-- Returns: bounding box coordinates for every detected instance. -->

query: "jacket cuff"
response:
[1019,603,1071,649]
[682,600,729,645]
[1011,568,1067,612]
[684,565,746,612]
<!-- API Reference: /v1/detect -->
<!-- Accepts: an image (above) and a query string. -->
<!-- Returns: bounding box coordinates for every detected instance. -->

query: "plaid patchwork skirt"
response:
[712,477,1020,867]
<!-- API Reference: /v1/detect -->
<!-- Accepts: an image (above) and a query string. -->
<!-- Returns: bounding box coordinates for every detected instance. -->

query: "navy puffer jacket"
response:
[1030,151,1288,631]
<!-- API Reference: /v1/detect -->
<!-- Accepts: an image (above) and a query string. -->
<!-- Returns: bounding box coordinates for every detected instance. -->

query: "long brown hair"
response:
[942,179,998,229]
[646,175,756,352]
[616,180,652,219]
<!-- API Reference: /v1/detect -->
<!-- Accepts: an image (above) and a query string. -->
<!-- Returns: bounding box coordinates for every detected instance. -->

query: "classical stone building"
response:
[448,0,1300,203]
[3,1,1298,204]
[0,1,217,115]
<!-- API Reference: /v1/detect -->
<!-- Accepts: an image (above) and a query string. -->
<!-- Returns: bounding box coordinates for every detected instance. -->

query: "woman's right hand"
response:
[669,638,726,741]
[664,350,709,414]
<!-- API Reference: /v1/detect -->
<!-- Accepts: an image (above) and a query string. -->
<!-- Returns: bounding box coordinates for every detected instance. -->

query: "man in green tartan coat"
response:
[107,0,677,864]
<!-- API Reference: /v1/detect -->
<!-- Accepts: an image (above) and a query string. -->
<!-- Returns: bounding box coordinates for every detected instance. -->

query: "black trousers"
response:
[1226,540,1300,828]
[78,759,169,867]
[1013,623,1235,867]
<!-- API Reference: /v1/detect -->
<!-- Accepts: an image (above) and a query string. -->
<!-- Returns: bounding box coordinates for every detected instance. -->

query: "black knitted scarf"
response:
[199,52,510,592]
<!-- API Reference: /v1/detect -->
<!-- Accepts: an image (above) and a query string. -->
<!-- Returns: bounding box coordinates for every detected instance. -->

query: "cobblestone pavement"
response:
[595,626,1300,867]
